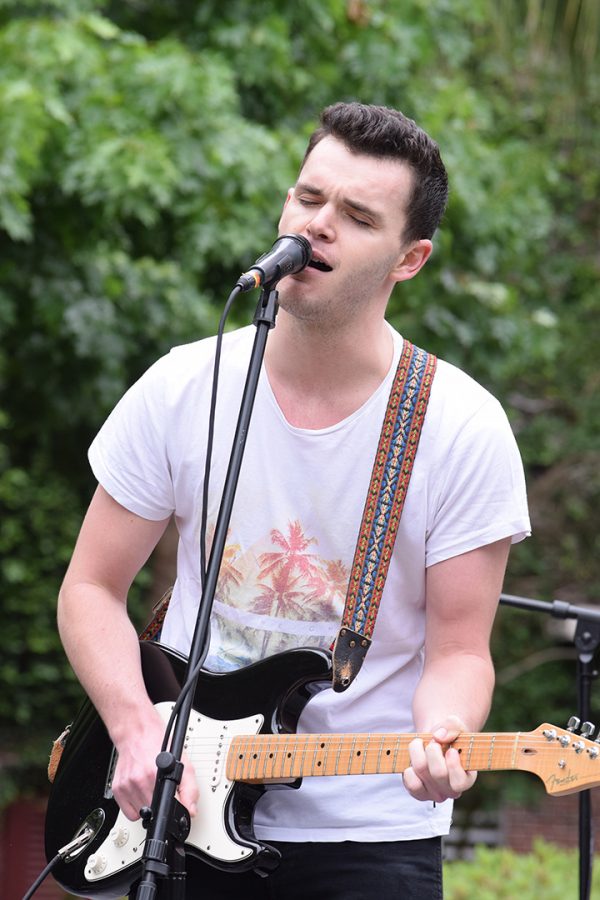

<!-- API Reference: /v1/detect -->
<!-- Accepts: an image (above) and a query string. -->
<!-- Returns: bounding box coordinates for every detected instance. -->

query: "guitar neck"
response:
[227,731,520,783]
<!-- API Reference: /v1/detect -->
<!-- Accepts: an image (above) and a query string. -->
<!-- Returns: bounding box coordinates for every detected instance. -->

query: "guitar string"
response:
[174,735,599,772]
[174,735,594,749]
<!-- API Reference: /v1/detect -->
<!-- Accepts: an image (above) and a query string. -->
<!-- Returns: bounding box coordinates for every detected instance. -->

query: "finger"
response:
[114,795,140,821]
[424,739,451,782]
[403,766,447,803]
[430,716,465,744]
[422,740,456,801]
[406,739,448,803]
[178,753,199,817]
[424,744,473,800]
[112,753,161,821]
[113,780,148,821]
[404,739,428,799]
[445,747,477,794]
[402,765,428,800]
[407,737,432,789]
[408,739,465,802]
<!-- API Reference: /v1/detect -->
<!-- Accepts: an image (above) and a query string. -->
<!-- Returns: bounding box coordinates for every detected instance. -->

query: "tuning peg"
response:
[567,716,581,732]
[581,722,596,739]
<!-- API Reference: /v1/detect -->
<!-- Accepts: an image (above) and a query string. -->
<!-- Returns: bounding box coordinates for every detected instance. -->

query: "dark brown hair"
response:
[302,102,448,243]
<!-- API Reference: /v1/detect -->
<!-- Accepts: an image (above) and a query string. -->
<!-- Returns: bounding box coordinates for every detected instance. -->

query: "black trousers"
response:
[138,837,443,900]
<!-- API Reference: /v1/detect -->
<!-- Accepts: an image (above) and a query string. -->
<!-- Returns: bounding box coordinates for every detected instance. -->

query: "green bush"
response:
[445,840,600,899]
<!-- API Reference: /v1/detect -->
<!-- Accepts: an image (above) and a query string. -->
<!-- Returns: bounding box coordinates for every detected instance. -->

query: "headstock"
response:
[518,718,600,796]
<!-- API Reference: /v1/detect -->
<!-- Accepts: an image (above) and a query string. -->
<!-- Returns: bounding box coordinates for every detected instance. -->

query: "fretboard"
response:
[226,732,521,783]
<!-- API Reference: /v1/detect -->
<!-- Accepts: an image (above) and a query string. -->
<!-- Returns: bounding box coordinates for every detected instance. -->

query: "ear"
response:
[391,239,433,284]
[277,188,294,228]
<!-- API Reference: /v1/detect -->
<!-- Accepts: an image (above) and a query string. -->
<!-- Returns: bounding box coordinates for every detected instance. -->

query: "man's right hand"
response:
[57,487,199,821]
[112,708,199,821]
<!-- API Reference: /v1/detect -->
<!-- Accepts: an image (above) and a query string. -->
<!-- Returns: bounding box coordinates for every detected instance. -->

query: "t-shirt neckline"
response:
[261,328,403,437]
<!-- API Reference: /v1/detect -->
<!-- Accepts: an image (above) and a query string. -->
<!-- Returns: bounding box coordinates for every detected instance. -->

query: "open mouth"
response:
[308,258,333,273]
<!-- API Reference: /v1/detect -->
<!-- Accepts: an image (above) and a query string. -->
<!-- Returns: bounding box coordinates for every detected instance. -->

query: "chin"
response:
[276,284,307,313]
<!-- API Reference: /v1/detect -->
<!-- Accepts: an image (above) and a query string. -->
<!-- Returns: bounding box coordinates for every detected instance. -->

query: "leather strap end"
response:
[332,628,371,692]
[48,724,71,783]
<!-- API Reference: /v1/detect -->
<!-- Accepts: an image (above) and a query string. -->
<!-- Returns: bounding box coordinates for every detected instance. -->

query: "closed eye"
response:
[298,199,371,228]
[349,214,372,228]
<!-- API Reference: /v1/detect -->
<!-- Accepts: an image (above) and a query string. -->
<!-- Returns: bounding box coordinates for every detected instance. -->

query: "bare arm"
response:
[404,536,512,802]
[58,485,198,820]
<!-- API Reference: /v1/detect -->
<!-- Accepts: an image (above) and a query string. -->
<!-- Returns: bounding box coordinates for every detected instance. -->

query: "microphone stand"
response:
[134,283,280,900]
[499,593,600,900]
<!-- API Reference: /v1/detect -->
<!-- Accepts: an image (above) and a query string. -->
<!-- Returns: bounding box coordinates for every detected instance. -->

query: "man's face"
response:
[276,135,416,326]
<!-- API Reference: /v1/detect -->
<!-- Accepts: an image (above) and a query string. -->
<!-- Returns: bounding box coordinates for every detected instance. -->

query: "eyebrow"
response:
[295,180,383,225]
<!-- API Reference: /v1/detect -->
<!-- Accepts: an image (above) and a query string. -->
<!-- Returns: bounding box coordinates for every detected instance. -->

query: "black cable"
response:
[21,854,61,900]
[161,283,242,753]
[21,827,95,900]
[199,284,242,587]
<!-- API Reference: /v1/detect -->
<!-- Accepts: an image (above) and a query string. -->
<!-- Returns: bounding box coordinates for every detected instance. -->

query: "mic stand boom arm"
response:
[135,284,280,900]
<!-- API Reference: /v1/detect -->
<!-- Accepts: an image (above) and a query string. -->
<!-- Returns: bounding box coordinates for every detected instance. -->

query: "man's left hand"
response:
[403,715,477,803]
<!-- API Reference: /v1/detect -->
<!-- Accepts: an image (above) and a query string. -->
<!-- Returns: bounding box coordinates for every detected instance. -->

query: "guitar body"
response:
[46,639,600,898]
[45,642,332,899]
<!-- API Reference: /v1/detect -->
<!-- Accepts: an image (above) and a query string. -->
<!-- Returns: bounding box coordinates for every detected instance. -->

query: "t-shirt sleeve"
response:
[425,395,531,567]
[88,356,175,521]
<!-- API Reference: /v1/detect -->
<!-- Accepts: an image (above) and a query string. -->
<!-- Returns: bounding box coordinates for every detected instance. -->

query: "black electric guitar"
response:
[45,641,600,899]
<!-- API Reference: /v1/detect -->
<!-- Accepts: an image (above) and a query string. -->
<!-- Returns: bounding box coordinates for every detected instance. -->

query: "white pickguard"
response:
[85,703,264,883]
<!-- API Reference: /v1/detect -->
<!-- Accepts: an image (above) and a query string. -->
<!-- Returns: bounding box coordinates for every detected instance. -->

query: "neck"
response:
[264,312,394,429]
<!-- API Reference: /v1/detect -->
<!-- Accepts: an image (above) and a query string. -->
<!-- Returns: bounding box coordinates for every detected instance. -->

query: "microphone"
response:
[236,234,312,292]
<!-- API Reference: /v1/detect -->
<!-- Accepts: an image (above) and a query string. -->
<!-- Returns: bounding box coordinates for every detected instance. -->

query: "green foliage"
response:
[445,840,600,899]
[0,458,81,807]
[0,0,598,806]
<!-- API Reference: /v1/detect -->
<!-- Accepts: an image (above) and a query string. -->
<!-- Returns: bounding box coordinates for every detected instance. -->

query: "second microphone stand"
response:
[499,593,600,900]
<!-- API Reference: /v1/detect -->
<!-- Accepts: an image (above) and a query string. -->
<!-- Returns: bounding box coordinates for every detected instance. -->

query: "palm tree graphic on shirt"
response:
[214,519,350,664]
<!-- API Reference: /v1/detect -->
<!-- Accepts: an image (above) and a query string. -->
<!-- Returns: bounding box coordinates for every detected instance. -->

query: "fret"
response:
[511,733,520,770]
[263,736,276,780]
[268,737,278,779]
[334,733,344,776]
[287,736,297,777]
[348,735,358,774]
[249,732,261,780]
[299,733,311,777]
[362,734,370,774]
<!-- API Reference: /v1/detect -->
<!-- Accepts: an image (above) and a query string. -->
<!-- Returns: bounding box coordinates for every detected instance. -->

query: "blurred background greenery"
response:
[0,0,598,854]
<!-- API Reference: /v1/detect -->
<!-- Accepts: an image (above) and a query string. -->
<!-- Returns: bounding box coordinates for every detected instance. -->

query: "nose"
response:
[306,203,335,242]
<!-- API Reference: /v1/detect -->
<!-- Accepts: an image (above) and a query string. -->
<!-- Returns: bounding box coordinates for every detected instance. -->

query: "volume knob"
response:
[110,825,129,848]
[87,853,107,875]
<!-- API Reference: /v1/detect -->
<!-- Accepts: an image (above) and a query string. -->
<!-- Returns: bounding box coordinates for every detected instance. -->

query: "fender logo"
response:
[547,771,579,788]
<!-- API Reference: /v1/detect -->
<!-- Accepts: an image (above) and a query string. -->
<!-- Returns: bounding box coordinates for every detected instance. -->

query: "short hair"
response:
[302,102,448,244]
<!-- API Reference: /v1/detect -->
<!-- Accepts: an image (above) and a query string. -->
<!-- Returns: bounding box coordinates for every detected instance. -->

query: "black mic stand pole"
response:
[135,284,280,900]
[499,593,600,900]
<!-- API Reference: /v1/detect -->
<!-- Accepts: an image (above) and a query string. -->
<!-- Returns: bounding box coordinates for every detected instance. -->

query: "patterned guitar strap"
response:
[331,339,436,692]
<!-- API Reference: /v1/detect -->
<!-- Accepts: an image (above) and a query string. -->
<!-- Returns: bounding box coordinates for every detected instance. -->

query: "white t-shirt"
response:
[89,324,530,842]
